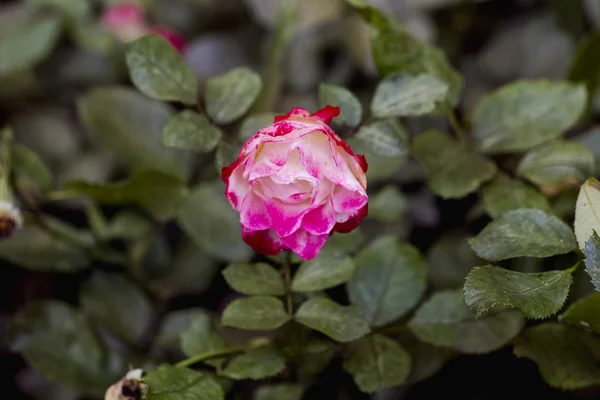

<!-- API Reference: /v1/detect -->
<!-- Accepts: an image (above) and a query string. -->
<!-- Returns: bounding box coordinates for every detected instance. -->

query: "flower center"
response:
[253,149,318,204]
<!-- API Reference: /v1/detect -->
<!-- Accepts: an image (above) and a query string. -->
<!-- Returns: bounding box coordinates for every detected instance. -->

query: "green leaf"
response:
[318,83,362,127]
[347,136,406,182]
[42,216,95,248]
[295,338,336,376]
[368,185,408,222]
[371,73,449,118]
[347,235,427,327]
[180,312,228,357]
[583,232,600,292]
[71,19,115,54]
[162,110,222,153]
[560,292,600,334]
[222,347,286,380]
[352,118,408,158]
[239,113,277,141]
[395,332,455,384]
[342,334,411,393]
[408,289,524,354]
[292,250,356,292]
[155,309,212,351]
[80,272,154,344]
[463,265,574,319]
[12,144,52,191]
[513,323,600,390]
[517,141,595,187]
[176,181,253,261]
[222,296,290,331]
[324,228,366,254]
[145,365,224,400]
[222,262,285,296]
[294,296,370,343]
[0,16,62,76]
[125,34,198,105]
[568,30,600,107]
[575,178,600,250]
[0,225,89,272]
[472,80,587,153]
[427,234,478,290]
[469,209,577,261]
[78,86,193,180]
[151,242,219,299]
[8,301,122,396]
[28,0,92,20]
[215,140,241,172]
[348,1,462,106]
[205,67,263,124]
[104,211,152,241]
[50,170,188,222]
[253,384,304,400]
[86,203,108,241]
[482,173,551,218]
[412,129,497,199]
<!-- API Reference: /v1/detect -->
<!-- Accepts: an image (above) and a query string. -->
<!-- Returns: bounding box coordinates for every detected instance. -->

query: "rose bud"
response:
[222,106,368,260]
[101,3,187,53]
[150,26,187,54]
[101,2,150,43]
[0,200,22,238]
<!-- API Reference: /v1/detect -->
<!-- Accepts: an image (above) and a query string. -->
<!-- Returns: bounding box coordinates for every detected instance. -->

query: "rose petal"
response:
[280,228,329,260]
[242,227,284,256]
[246,141,290,182]
[151,26,187,53]
[298,132,365,194]
[311,105,340,124]
[264,199,314,237]
[240,191,271,230]
[332,186,368,214]
[274,107,312,122]
[224,162,249,210]
[302,199,336,235]
[101,3,146,29]
[333,204,368,233]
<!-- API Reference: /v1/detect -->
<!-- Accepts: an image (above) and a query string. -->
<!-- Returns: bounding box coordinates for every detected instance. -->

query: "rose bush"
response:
[222,106,368,260]
[4,0,600,399]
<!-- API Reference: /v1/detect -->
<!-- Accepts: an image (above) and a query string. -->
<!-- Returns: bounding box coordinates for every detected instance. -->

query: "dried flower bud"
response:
[0,200,22,238]
[105,369,146,400]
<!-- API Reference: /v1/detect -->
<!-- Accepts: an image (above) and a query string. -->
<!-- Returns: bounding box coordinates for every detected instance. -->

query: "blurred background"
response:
[1,0,600,399]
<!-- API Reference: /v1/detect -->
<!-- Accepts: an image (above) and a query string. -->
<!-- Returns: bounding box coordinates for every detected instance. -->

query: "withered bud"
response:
[0,200,22,238]
[105,369,146,400]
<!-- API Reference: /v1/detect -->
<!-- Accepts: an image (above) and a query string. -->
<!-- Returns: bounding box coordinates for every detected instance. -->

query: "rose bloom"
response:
[101,2,186,53]
[222,106,368,260]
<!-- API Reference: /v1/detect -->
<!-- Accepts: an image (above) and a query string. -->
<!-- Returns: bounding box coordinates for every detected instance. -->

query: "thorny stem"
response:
[283,251,293,315]
[448,110,467,144]
[175,347,245,368]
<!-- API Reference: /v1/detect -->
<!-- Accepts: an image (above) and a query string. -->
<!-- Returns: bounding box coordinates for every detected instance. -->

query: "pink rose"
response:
[101,2,148,43]
[101,3,187,53]
[222,106,368,260]
[151,26,187,54]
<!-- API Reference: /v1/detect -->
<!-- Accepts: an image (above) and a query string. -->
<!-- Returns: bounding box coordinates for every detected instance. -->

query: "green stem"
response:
[175,347,244,369]
[448,110,467,143]
[284,251,293,315]
[251,0,297,113]
[0,127,13,202]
